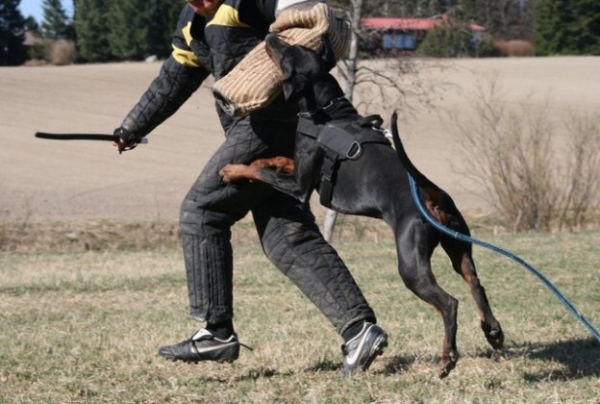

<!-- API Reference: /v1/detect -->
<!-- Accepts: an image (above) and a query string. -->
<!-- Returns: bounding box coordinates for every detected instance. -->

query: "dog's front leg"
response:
[251,157,295,173]
[219,164,260,183]
[220,156,295,183]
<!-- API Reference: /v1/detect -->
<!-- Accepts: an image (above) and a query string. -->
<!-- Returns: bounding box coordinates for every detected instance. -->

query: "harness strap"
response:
[296,115,391,207]
[319,152,338,207]
[317,126,362,160]
[297,117,321,139]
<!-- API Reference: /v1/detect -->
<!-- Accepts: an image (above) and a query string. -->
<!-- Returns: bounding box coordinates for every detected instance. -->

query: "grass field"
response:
[1,225,599,403]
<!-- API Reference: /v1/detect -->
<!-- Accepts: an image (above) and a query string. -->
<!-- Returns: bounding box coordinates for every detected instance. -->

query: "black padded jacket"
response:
[121,0,299,139]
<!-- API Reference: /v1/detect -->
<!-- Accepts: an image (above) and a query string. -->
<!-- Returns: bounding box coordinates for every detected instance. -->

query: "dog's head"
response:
[265,34,336,101]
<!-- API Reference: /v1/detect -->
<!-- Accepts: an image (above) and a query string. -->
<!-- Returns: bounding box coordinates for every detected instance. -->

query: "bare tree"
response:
[458,0,535,40]
[322,0,363,242]
[322,0,448,241]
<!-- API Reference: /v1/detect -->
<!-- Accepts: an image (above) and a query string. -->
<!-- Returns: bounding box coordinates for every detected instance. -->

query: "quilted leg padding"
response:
[180,207,235,323]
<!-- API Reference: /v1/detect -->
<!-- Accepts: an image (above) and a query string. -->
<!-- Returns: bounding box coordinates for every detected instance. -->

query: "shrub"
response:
[454,75,600,232]
[418,22,473,57]
[28,42,47,61]
[48,40,77,65]
[475,36,500,57]
[494,40,535,57]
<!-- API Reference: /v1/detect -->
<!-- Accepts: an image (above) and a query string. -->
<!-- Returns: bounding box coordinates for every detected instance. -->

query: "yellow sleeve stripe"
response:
[182,22,193,46]
[207,4,249,28]
[172,45,200,67]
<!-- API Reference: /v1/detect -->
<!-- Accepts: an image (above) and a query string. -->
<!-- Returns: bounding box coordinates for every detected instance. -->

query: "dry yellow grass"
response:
[1,230,600,402]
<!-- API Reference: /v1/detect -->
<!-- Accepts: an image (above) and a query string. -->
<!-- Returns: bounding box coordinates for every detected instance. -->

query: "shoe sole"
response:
[158,344,240,364]
[160,355,237,364]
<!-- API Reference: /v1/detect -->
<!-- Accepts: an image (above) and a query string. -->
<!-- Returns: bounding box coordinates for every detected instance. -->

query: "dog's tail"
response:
[391,111,457,229]
[390,111,441,192]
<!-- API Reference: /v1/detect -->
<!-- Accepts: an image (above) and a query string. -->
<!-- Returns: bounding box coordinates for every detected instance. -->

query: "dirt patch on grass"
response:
[0,216,406,252]
[1,212,531,253]
[0,220,180,252]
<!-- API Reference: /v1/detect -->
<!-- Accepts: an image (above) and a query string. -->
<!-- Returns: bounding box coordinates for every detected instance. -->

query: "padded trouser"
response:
[179,115,376,335]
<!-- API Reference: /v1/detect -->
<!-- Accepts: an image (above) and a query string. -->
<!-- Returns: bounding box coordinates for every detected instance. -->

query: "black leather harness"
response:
[297,115,391,207]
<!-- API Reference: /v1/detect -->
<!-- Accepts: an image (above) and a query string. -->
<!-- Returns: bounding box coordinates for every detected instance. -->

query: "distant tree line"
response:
[332,0,600,55]
[74,0,182,63]
[1,0,27,65]
[1,0,181,65]
[535,0,600,55]
[2,0,600,66]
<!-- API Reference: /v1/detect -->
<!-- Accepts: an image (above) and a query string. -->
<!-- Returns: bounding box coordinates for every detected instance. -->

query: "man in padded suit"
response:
[112,0,387,375]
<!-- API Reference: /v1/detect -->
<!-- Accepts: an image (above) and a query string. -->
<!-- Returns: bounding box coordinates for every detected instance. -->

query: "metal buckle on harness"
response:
[346,141,362,160]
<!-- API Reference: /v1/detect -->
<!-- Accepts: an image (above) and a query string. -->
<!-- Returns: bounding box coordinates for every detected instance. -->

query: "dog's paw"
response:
[220,164,255,183]
[219,164,239,182]
[438,350,458,379]
[481,321,504,350]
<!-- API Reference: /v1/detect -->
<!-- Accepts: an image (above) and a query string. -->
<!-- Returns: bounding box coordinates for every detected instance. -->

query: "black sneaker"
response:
[340,322,388,376]
[158,329,240,363]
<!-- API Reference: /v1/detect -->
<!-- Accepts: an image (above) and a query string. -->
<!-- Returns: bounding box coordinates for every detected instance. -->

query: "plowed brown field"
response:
[2,57,599,222]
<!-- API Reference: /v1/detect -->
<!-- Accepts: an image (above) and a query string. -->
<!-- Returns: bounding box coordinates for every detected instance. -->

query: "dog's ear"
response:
[281,79,295,100]
[282,74,309,100]
[280,56,297,100]
[320,35,337,71]
[280,52,311,100]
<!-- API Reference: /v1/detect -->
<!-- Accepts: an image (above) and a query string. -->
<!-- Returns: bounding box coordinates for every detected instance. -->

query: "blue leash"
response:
[407,174,600,343]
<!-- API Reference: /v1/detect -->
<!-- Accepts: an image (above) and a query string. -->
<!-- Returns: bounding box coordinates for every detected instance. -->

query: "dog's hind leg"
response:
[394,217,459,379]
[439,209,504,351]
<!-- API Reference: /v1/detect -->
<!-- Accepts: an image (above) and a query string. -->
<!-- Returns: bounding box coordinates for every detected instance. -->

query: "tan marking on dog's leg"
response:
[250,157,295,173]
[219,164,260,183]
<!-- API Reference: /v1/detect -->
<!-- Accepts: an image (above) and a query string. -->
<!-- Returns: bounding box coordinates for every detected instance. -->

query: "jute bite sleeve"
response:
[212,1,350,118]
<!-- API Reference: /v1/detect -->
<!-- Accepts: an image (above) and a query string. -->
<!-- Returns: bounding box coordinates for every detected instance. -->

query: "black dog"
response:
[220,34,504,378]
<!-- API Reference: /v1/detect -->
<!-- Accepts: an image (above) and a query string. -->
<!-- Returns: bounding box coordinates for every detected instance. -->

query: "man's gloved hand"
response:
[112,127,140,154]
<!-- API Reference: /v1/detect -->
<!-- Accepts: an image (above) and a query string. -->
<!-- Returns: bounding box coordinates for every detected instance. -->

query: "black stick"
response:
[35,132,118,141]
[34,132,148,143]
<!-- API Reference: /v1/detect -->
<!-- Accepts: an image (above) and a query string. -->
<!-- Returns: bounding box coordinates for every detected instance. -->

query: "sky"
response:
[19,0,74,23]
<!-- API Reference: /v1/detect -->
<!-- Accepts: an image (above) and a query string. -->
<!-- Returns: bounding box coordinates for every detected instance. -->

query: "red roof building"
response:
[361,16,485,32]
[360,16,485,55]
